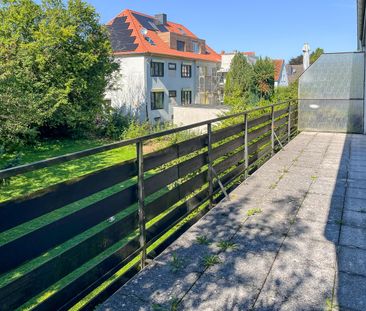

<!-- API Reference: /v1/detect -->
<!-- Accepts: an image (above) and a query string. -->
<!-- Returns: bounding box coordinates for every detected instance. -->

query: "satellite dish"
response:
[140,28,148,36]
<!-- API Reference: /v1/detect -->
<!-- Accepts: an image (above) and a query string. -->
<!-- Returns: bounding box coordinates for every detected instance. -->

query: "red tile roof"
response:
[107,9,220,62]
[273,59,285,81]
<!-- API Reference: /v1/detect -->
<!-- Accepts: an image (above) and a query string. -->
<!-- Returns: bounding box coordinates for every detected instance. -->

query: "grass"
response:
[169,252,184,273]
[195,235,211,245]
[0,138,136,203]
[217,240,237,251]
[203,255,221,269]
[246,208,262,217]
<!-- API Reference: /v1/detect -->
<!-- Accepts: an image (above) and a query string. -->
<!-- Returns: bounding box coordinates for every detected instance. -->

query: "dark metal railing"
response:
[0,99,298,311]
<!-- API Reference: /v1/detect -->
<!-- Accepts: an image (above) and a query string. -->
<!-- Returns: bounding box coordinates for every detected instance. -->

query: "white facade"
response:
[105,55,219,123]
[275,67,289,87]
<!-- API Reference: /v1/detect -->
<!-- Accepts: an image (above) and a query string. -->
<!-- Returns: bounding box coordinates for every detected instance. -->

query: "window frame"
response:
[177,40,185,52]
[192,41,200,54]
[181,90,192,105]
[169,90,177,98]
[181,64,192,78]
[150,62,164,77]
[151,91,165,110]
[168,63,177,70]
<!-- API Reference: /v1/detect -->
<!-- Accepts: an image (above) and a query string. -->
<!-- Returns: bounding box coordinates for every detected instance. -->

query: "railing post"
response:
[288,101,292,143]
[244,112,249,179]
[137,141,146,269]
[207,123,213,208]
[271,105,275,156]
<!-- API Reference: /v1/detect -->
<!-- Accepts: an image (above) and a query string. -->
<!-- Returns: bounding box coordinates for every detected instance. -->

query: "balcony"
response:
[1,99,365,310]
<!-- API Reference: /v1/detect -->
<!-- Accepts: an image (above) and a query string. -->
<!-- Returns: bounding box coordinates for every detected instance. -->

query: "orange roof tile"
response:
[273,59,285,81]
[107,9,221,62]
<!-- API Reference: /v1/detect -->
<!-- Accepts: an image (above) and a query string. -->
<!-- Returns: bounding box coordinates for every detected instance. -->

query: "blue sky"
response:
[88,0,357,61]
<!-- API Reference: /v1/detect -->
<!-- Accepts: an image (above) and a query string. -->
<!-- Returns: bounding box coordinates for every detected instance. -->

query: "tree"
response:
[252,57,274,100]
[0,0,118,147]
[289,47,324,66]
[224,53,254,108]
[310,48,324,64]
[289,54,302,65]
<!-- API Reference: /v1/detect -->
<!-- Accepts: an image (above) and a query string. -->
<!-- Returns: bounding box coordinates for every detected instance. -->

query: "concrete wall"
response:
[172,105,230,130]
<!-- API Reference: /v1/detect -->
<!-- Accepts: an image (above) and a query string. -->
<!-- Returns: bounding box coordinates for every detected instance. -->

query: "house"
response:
[272,59,288,87]
[105,10,221,123]
[286,64,304,84]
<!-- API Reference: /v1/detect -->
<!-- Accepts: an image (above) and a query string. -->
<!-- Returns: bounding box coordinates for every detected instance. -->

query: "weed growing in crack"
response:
[269,183,277,189]
[311,175,318,181]
[196,235,211,245]
[324,297,337,311]
[246,208,262,217]
[170,252,184,273]
[289,217,296,225]
[217,240,238,251]
[335,219,344,225]
[203,255,221,268]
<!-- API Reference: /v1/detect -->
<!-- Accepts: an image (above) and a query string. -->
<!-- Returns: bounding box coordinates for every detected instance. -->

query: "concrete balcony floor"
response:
[100,132,366,311]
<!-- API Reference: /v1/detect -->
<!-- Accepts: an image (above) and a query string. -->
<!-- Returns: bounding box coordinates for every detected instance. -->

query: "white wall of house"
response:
[146,56,197,123]
[275,64,289,88]
[105,56,147,121]
[106,54,219,123]
[279,65,289,87]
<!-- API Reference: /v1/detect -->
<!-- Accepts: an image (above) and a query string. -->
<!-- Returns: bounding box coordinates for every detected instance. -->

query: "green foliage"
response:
[99,108,131,140]
[246,208,262,217]
[195,235,211,245]
[121,120,152,140]
[253,57,275,100]
[289,54,303,65]
[289,47,324,66]
[217,240,237,251]
[224,53,255,108]
[224,54,276,109]
[310,48,324,64]
[170,252,184,273]
[203,254,221,268]
[0,0,118,148]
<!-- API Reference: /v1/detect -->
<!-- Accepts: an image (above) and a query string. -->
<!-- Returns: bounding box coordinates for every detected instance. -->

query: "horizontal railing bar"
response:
[0,100,296,179]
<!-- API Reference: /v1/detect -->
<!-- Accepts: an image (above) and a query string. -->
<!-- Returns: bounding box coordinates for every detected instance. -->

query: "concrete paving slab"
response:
[254,262,334,311]
[288,218,340,244]
[342,210,366,228]
[338,246,366,277]
[335,272,366,311]
[297,193,343,224]
[340,225,366,249]
[346,187,366,200]
[344,197,366,213]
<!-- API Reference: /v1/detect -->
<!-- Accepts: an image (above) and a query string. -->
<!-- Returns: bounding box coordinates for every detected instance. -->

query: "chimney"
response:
[155,13,167,25]
[302,43,311,70]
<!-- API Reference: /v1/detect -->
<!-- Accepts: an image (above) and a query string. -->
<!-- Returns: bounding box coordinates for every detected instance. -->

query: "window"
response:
[177,40,185,51]
[178,27,186,35]
[169,90,177,98]
[168,63,176,70]
[145,36,156,46]
[192,41,200,54]
[181,90,192,105]
[151,91,164,110]
[181,64,192,78]
[151,62,164,77]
